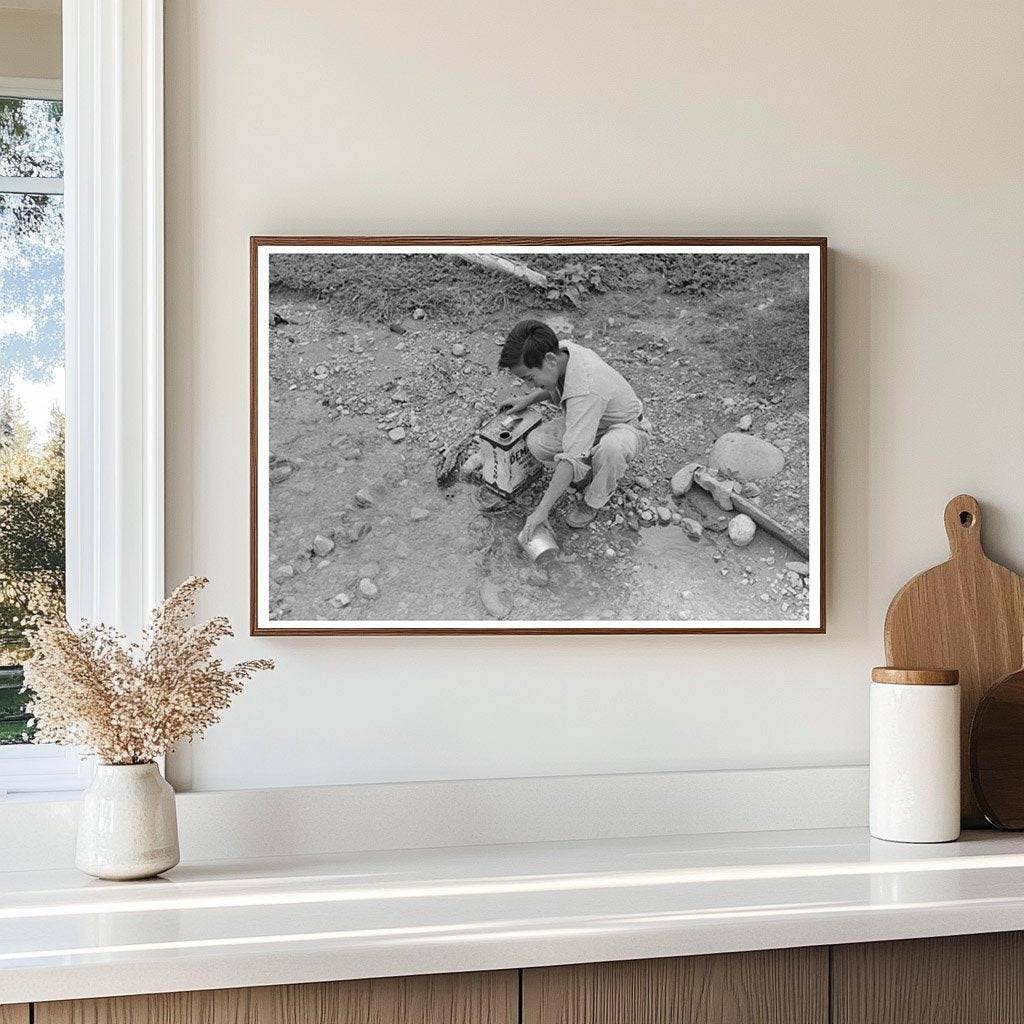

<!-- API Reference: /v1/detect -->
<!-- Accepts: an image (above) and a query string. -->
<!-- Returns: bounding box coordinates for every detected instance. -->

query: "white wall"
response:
[164,1,1024,792]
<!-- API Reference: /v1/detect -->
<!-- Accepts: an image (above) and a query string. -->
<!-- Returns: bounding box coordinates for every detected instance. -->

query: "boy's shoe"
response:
[565,504,598,529]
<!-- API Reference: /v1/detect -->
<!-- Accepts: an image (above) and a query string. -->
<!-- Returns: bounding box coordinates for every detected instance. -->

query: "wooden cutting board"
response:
[884,494,1024,826]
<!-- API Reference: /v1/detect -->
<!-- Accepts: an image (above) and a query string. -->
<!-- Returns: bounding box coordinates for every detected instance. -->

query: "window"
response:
[0,80,85,797]
[0,6,166,798]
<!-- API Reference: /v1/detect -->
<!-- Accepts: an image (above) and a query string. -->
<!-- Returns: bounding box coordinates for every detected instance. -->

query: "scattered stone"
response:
[346,522,371,543]
[635,475,653,490]
[354,488,374,508]
[709,432,785,482]
[388,426,406,443]
[359,562,381,579]
[605,547,616,558]
[313,362,330,379]
[392,388,410,403]
[269,464,293,484]
[728,514,757,547]
[741,482,762,497]
[671,513,682,526]
[681,518,703,541]
[339,445,362,461]
[410,507,430,521]
[682,590,693,598]
[522,566,549,587]
[671,462,700,497]
[333,592,353,607]
[389,322,406,335]
[786,561,810,576]
[737,414,753,431]
[312,534,335,557]
[412,307,426,320]
[273,564,294,580]
[639,509,656,524]
[656,506,672,525]
[451,343,467,357]
[359,578,380,599]
[745,373,757,385]
[760,593,771,603]
[480,579,512,619]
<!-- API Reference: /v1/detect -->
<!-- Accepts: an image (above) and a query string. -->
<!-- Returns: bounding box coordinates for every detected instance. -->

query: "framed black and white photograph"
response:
[250,237,826,635]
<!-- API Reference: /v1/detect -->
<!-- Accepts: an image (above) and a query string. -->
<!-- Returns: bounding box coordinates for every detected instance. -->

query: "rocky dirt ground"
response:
[264,255,813,624]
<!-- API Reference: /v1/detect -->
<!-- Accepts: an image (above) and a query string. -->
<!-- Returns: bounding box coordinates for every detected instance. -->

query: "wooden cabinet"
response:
[832,932,1024,1024]
[34,971,517,1024]
[522,948,828,1024]
[22,932,1024,1024]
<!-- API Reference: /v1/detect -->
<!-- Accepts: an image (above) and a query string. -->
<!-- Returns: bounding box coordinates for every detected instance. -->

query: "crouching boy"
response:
[497,319,650,541]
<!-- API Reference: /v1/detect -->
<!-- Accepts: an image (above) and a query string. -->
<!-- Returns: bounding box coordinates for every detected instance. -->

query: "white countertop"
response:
[4,827,1024,1004]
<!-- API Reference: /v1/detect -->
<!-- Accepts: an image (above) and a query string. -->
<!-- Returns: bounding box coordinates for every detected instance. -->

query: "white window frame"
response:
[0,0,164,799]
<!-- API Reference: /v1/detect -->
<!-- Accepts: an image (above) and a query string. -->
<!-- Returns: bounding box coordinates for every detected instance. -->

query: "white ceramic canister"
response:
[76,762,180,880]
[869,667,961,843]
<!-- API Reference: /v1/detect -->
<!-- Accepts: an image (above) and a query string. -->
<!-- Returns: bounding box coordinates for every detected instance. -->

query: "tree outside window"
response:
[0,94,65,744]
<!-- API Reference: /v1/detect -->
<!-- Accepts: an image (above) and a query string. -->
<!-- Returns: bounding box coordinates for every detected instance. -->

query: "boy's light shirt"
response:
[549,341,645,484]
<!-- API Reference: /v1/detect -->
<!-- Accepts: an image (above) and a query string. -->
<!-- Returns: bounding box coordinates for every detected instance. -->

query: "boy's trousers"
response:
[526,416,650,510]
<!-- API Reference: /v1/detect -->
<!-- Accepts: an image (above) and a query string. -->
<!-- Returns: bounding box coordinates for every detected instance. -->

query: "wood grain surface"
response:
[970,652,1024,827]
[871,667,959,686]
[832,932,1024,1024]
[0,1006,29,1024]
[35,971,517,1024]
[884,494,1024,825]
[522,948,827,1024]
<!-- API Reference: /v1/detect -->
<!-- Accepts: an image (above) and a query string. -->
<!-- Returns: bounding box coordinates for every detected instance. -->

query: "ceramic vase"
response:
[76,762,180,880]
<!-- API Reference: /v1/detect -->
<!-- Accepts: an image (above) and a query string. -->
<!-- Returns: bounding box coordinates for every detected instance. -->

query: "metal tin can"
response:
[519,522,559,562]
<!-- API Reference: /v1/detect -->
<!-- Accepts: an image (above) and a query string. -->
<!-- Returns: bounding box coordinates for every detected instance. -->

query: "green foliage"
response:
[0,396,65,742]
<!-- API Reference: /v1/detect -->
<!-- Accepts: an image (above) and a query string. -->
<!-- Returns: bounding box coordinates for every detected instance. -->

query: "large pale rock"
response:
[671,462,700,497]
[728,514,756,547]
[709,432,785,482]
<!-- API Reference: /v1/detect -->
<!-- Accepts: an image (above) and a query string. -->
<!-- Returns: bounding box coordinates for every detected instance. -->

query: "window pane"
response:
[0,188,65,745]
[0,98,63,179]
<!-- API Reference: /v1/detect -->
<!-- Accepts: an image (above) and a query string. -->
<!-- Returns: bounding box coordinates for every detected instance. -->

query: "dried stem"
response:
[23,577,274,765]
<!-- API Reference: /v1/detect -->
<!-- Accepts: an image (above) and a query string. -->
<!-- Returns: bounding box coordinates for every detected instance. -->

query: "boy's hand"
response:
[519,508,549,545]
[499,397,530,415]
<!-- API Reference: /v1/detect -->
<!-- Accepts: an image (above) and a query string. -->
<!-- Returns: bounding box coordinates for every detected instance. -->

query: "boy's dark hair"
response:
[498,320,560,370]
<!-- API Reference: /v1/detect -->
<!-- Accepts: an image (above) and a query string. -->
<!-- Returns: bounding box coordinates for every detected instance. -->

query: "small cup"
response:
[519,522,559,562]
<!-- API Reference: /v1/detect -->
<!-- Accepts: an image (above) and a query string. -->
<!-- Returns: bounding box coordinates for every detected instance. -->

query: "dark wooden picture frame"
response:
[250,236,827,636]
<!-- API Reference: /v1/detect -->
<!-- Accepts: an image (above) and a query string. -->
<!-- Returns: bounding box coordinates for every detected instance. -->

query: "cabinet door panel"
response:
[36,970,517,1024]
[832,932,1024,1024]
[523,948,827,1024]
[0,1006,29,1024]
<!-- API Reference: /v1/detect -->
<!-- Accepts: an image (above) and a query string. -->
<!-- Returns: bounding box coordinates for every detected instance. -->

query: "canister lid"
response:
[871,667,959,686]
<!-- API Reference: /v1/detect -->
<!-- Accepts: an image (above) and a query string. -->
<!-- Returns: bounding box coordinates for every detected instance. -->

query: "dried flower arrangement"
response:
[22,576,273,765]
